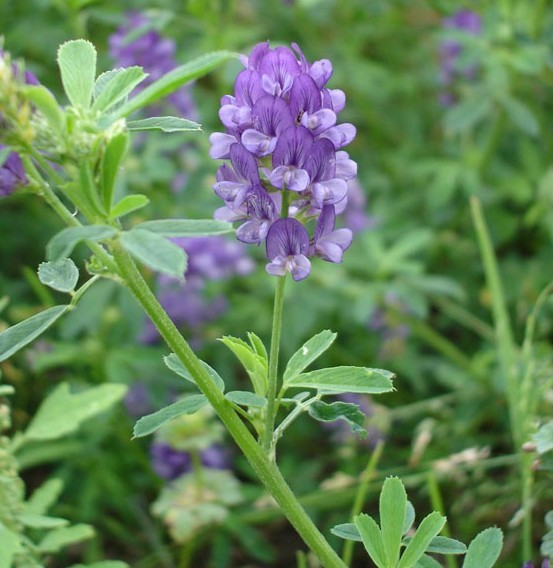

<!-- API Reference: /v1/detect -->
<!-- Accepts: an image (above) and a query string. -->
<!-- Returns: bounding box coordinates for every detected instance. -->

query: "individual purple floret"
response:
[439,9,482,106]
[109,11,196,117]
[0,145,28,197]
[210,41,357,281]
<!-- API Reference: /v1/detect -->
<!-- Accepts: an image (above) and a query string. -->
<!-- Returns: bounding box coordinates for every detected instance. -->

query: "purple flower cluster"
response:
[439,9,482,106]
[141,236,254,343]
[109,12,195,117]
[523,562,550,568]
[150,442,230,480]
[0,145,27,197]
[210,41,357,281]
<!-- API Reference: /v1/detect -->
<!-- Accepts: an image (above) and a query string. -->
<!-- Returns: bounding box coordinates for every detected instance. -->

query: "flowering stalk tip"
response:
[210,41,357,280]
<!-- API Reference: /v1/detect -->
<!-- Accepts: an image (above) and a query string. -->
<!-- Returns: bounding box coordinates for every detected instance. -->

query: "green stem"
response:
[263,275,287,456]
[109,242,346,568]
[342,441,383,565]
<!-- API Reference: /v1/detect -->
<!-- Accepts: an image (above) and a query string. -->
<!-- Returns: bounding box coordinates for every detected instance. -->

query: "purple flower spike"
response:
[313,205,353,263]
[0,146,28,197]
[266,218,311,281]
[211,41,360,281]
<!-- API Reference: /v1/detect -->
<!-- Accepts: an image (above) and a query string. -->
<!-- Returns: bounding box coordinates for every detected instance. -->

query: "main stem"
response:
[110,242,347,568]
[263,275,287,455]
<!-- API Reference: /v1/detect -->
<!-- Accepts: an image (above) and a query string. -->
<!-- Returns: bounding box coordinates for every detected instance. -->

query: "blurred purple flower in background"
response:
[439,9,482,106]
[210,41,358,280]
[141,236,254,343]
[0,145,28,197]
[369,293,411,361]
[109,11,196,117]
[150,442,230,480]
[522,561,550,568]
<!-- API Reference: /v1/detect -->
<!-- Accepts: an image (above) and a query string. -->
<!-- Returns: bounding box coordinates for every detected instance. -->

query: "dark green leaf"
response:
[120,229,187,278]
[46,225,117,261]
[135,219,233,237]
[57,40,97,108]
[308,400,366,436]
[38,259,79,293]
[225,391,267,408]
[286,366,395,394]
[0,305,69,362]
[164,353,225,392]
[115,51,237,117]
[283,330,337,381]
[133,395,208,438]
[92,66,147,112]
[127,116,201,132]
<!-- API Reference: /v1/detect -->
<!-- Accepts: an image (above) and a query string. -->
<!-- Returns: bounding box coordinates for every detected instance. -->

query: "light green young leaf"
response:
[443,95,492,134]
[133,395,208,438]
[534,421,553,455]
[46,225,117,261]
[120,229,187,278]
[24,383,127,441]
[38,259,79,293]
[135,219,233,237]
[25,85,65,135]
[398,511,446,568]
[219,336,268,396]
[18,513,69,529]
[101,132,129,211]
[354,513,388,568]
[164,353,225,392]
[501,96,539,137]
[283,329,337,382]
[127,116,201,133]
[24,478,64,515]
[286,366,394,394]
[307,400,366,436]
[70,563,130,568]
[0,525,21,566]
[114,51,237,117]
[247,332,268,361]
[462,527,503,568]
[92,66,147,112]
[109,195,149,220]
[404,501,416,535]
[381,477,407,567]
[0,305,69,363]
[57,39,97,108]
[225,391,267,409]
[424,536,467,554]
[415,555,443,568]
[0,146,11,167]
[330,523,363,542]
[38,523,95,553]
